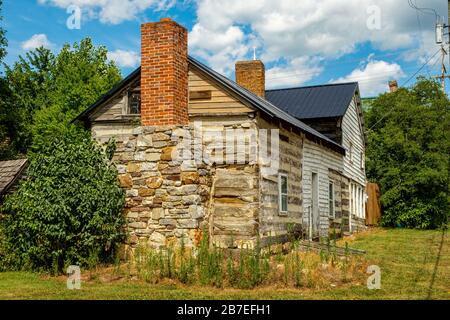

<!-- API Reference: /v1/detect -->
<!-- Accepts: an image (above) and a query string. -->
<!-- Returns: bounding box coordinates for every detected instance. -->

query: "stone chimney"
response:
[235,60,266,98]
[140,18,189,126]
[388,80,398,93]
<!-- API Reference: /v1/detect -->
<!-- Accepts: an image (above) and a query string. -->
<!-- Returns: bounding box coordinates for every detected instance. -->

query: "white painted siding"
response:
[302,138,343,236]
[341,97,366,186]
[342,97,367,223]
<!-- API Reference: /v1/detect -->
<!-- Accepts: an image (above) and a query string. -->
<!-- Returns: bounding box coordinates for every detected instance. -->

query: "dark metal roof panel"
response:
[188,56,345,153]
[74,57,345,154]
[265,82,358,119]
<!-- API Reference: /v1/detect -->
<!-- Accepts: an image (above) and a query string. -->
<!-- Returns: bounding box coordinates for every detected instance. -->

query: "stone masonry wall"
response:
[92,115,260,250]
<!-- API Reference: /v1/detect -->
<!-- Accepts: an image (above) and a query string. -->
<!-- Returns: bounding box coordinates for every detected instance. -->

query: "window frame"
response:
[329,181,335,219]
[127,91,141,115]
[349,141,354,163]
[278,173,288,215]
[360,151,364,170]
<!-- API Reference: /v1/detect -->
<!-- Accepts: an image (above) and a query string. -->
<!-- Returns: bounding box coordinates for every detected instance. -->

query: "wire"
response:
[408,0,440,21]
[266,50,413,81]
[365,48,441,133]
[400,48,441,87]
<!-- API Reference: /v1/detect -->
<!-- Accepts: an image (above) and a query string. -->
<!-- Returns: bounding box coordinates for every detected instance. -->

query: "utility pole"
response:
[433,19,449,94]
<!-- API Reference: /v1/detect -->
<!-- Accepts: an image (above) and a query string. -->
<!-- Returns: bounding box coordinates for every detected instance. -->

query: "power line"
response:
[265,50,414,81]
[365,48,441,133]
[408,0,440,21]
[400,48,441,87]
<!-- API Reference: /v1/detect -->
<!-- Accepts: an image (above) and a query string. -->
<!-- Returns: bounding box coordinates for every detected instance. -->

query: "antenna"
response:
[253,46,257,60]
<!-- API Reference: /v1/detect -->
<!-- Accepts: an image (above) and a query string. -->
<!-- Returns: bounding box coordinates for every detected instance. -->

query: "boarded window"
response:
[189,90,212,101]
[279,174,288,214]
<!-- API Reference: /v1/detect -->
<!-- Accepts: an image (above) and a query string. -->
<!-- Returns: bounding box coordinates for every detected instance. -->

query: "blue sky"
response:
[1,0,448,97]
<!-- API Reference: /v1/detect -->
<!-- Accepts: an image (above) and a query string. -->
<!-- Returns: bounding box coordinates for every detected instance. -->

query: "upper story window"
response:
[349,141,353,163]
[279,173,288,215]
[128,92,141,115]
[360,151,364,170]
[329,182,335,218]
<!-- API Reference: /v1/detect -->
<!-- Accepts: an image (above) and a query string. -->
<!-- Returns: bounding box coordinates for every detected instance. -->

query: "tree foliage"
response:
[365,77,450,229]
[0,0,6,64]
[0,38,121,158]
[0,136,126,272]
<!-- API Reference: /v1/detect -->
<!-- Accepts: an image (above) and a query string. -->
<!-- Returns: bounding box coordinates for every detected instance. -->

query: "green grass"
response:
[0,228,448,300]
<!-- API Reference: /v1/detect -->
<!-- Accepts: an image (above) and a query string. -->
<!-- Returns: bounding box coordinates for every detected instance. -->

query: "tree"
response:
[365,77,450,229]
[0,0,7,64]
[1,48,55,157]
[30,39,121,152]
[0,0,12,159]
[0,38,121,157]
[0,136,126,272]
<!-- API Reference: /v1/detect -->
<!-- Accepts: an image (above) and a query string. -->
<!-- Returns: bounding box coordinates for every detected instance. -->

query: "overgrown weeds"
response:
[132,233,367,290]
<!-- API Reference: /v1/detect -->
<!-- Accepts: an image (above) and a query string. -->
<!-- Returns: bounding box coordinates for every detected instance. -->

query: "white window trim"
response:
[329,181,335,219]
[278,173,288,215]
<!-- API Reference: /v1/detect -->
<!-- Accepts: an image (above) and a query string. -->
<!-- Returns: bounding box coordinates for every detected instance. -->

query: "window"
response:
[329,182,335,218]
[360,152,364,170]
[349,142,353,163]
[279,174,288,214]
[128,92,141,114]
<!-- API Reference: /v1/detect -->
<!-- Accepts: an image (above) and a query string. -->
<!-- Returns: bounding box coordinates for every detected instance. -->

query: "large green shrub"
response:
[0,134,126,272]
[365,77,450,229]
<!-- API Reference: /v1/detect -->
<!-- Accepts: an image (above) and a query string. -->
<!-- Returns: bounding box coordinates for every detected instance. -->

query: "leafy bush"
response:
[365,78,450,229]
[0,135,126,273]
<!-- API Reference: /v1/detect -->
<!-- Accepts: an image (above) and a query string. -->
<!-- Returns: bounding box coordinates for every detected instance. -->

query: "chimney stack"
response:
[235,60,266,98]
[140,18,189,126]
[388,80,398,93]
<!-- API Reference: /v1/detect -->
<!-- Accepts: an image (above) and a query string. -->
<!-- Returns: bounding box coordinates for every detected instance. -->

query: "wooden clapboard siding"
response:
[90,94,126,121]
[302,138,343,236]
[341,97,366,186]
[188,68,253,115]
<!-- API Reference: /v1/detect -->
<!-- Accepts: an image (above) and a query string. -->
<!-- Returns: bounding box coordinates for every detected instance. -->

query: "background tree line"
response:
[365,78,450,229]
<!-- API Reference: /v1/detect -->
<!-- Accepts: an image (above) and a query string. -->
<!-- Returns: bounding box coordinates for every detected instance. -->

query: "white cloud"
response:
[107,49,140,68]
[189,0,445,82]
[331,58,405,96]
[266,56,324,89]
[38,0,175,24]
[21,34,54,50]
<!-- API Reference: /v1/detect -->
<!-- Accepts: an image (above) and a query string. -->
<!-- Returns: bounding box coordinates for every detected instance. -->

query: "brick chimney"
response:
[235,60,266,98]
[388,80,398,93]
[140,18,189,126]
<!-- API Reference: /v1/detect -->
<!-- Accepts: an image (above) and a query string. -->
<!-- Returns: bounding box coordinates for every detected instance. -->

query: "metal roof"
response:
[0,159,27,196]
[74,67,141,123]
[265,82,359,120]
[188,57,345,154]
[74,57,345,154]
